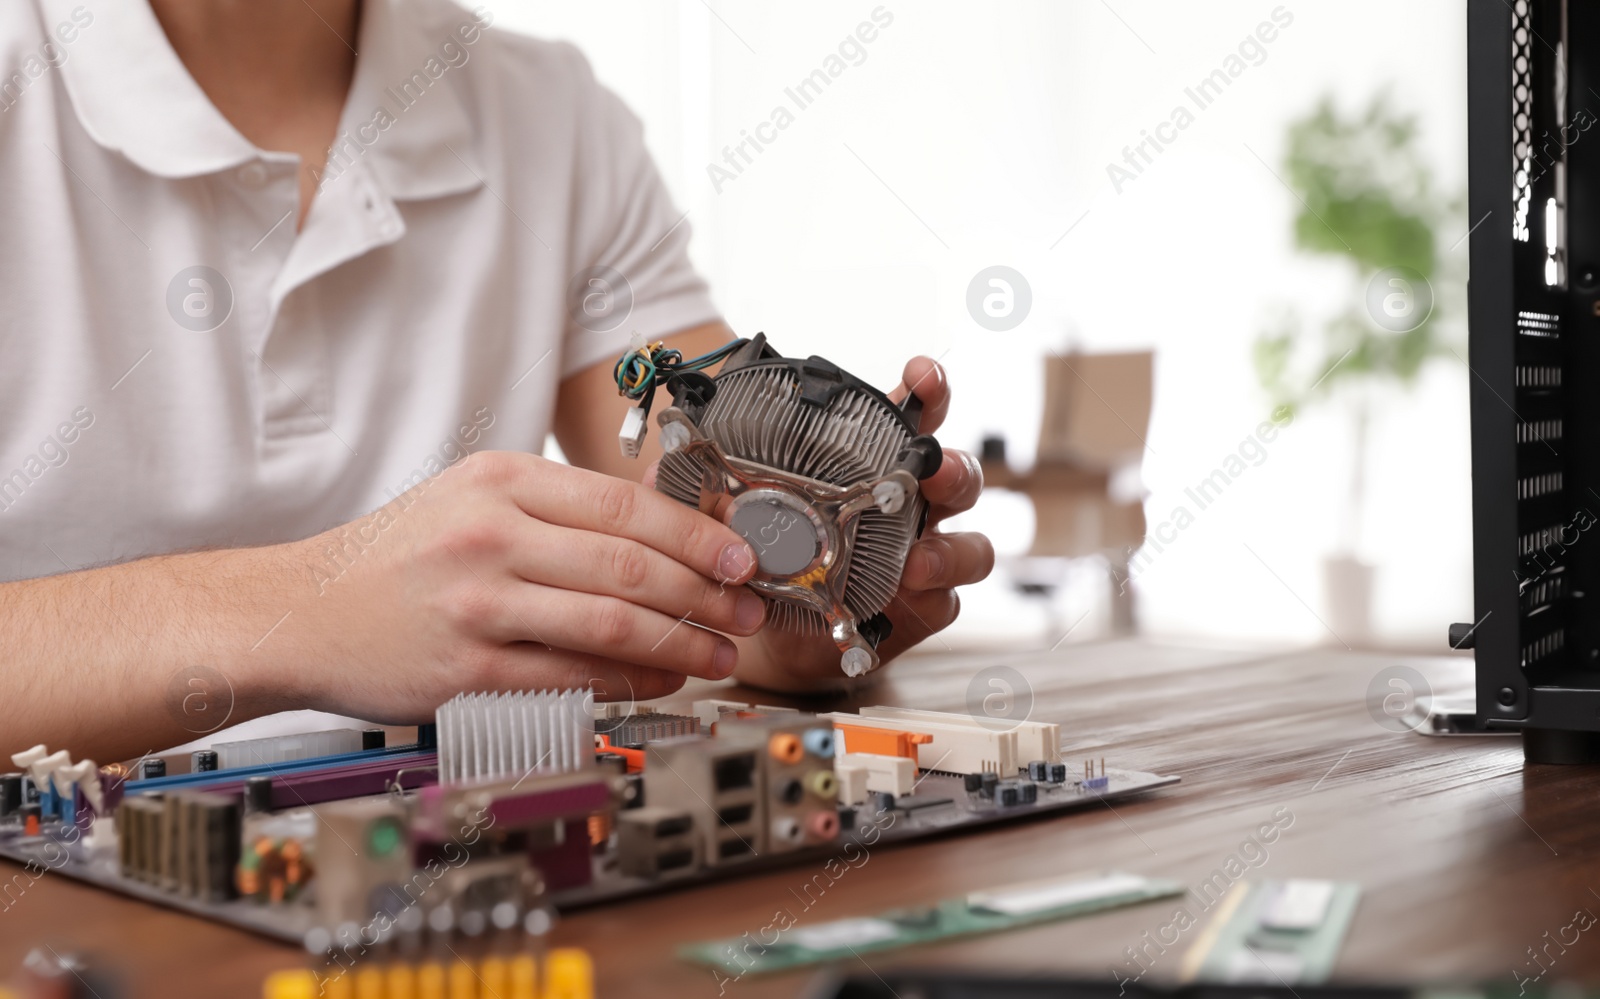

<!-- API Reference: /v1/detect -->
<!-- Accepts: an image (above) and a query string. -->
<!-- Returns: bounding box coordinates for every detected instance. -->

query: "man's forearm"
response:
[0,540,315,763]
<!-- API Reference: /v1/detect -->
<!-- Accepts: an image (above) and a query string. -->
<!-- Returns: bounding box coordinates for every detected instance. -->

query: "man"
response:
[0,0,992,763]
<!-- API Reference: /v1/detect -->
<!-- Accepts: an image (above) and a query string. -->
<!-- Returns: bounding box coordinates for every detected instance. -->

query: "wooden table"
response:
[4,639,1592,997]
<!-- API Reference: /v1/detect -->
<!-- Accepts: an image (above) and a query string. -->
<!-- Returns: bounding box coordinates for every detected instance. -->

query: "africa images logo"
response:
[166,266,234,333]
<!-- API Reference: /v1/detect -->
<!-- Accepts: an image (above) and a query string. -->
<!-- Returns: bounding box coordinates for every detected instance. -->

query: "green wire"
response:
[614,339,746,401]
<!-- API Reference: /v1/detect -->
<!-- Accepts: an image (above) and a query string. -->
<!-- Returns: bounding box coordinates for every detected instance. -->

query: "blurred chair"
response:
[980,350,1152,637]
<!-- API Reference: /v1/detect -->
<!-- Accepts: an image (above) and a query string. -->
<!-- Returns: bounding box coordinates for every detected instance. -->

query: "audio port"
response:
[780,778,803,804]
[807,771,838,800]
[769,733,803,764]
[806,811,840,841]
[772,816,803,845]
[802,728,835,758]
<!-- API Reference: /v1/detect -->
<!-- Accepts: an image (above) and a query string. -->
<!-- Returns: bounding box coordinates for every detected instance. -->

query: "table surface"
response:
[5,638,1592,998]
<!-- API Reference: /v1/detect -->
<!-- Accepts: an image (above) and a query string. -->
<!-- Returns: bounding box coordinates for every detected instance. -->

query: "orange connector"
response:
[593,733,645,773]
[768,732,804,765]
[833,724,932,763]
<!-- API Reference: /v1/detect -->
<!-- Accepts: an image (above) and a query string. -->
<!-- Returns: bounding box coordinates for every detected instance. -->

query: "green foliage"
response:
[1254,92,1463,414]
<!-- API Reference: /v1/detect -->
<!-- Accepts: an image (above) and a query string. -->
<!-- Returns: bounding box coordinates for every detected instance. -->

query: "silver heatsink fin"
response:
[436,689,594,785]
[654,337,941,677]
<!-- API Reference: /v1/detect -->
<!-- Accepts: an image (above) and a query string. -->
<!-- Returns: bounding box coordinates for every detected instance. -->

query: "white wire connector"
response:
[619,406,648,458]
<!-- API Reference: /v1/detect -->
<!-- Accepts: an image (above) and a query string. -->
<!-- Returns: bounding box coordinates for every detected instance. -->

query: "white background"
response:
[482,0,1473,652]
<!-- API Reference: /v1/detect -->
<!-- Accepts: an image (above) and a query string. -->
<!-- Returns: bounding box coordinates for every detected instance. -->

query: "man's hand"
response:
[287,452,768,719]
[726,355,994,692]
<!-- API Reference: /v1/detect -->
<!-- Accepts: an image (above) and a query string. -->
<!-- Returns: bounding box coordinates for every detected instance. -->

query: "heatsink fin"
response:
[656,363,924,635]
[436,690,594,785]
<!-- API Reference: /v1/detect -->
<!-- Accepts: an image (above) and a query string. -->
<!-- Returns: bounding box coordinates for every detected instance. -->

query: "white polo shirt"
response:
[0,0,719,582]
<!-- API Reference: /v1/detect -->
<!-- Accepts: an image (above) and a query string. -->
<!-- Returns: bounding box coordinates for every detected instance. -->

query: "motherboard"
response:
[0,694,1178,967]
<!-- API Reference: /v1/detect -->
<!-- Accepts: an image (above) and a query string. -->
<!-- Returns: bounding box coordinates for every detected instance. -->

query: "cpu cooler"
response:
[615,335,942,676]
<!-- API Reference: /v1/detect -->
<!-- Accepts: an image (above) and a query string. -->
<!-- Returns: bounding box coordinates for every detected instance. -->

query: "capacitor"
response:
[0,773,21,819]
[979,772,1000,797]
[245,776,273,814]
[999,784,1019,807]
[362,729,386,751]
[190,750,218,773]
[1018,782,1038,804]
[622,773,644,810]
[870,790,896,814]
[140,758,167,780]
[1027,760,1048,782]
[963,773,984,793]
[1048,763,1067,783]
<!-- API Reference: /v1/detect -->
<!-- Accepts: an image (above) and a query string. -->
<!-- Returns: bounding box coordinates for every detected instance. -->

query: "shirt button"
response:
[237,162,268,189]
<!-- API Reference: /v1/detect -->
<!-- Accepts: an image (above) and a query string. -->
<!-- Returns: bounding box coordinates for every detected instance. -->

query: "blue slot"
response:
[122,743,432,796]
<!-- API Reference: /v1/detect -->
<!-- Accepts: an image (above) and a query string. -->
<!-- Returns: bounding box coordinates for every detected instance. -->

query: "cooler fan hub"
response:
[728,491,824,577]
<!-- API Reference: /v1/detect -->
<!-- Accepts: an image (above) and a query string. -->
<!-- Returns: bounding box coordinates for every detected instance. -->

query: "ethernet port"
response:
[713,753,756,792]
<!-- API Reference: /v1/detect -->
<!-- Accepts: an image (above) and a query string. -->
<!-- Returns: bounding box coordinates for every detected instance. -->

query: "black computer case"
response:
[1466,0,1600,761]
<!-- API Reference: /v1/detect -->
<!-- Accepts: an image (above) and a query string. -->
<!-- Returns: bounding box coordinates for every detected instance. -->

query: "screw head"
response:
[659,422,690,454]
[1498,686,1517,706]
[872,480,906,515]
[841,647,874,677]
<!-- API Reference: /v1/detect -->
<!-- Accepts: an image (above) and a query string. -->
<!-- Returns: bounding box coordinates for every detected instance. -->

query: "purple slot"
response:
[268,763,438,810]
[152,753,440,809]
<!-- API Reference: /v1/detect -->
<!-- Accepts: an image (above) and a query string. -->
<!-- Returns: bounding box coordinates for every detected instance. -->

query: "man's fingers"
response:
[494,583,739,681]
[887,355,950,433]
[877,589,960,660]
[919,448,983,519]
[496,453,757,587]
[901,532,995,591]
[512,521,765,637]
[472,647,689,703]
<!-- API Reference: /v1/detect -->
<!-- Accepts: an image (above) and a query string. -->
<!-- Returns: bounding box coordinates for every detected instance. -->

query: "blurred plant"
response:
[1254,91,1465,553]
[1254,92,1465,409]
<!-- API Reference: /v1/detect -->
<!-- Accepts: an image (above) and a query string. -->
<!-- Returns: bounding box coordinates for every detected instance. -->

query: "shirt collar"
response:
[41,0,257,177]
[41,0,485,201]
[333,0,486,201]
